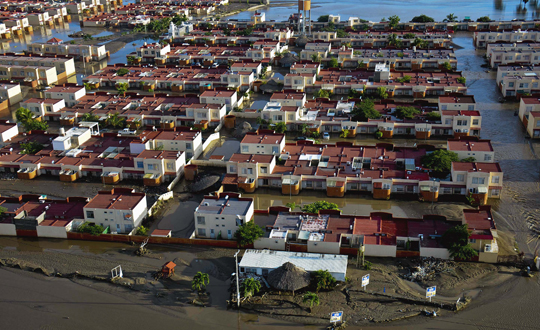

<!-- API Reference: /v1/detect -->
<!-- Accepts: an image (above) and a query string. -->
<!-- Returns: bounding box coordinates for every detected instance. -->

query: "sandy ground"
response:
[0,237,523,328]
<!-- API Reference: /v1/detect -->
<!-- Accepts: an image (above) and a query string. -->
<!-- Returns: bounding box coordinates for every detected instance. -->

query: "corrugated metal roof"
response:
[239,249,347,277]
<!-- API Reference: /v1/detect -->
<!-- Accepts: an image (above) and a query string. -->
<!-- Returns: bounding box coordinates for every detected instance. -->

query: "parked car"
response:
[294,136,314,142]
[323,132,330,140]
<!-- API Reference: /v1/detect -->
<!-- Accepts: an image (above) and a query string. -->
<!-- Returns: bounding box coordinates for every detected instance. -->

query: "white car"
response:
[323,132,330,140]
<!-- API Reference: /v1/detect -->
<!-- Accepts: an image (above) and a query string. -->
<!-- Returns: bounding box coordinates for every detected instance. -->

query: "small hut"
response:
[267,262,311,294]
[279,52,299,68]
[161,261,176,278]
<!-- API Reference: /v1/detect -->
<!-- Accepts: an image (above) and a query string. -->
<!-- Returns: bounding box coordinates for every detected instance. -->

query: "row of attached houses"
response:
[221,132,502,204]
[55,93,228,129]
[27,37,109,62]
[486,42,540,68]
[518,96,540,138]
[285,65,467,96]
[0,124,197,187]
[496,65,540,97]
[257,94,481,139]
[0,188,147,237]
[252,206,499,263]
[83,65,246,98]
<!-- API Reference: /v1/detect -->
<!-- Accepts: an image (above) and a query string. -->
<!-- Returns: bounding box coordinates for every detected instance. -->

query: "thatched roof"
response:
[267,262,311,292]
[260,79,282,93]
[279,52,299,66]
[295,35,311,47]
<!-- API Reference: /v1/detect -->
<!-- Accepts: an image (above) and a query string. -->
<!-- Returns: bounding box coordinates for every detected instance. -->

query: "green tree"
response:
[136,225,149,236]
[375,86,388,99]
[241,278,261,299]
[80,113,101,122]
[375,131,383,139]
[303,292,320,313]
[426,112,441,121]
[328,58,339,68]
[442,224,478,260]
[403,33,416,39]
[312,270,336,292]
[388,33,402,47]
[395,106,420,119]
[388,15,400,28]
[357,60,366,68]
[442,61,453,71]
[340,129,350,138]
[116,82,129,96]
[301,201,340,213]
[20,141,44,155]
[285,202,297,210]
[336,29,349,38]
[311,53,322,63]
[397,75,411,83]
[461,157,476,162]
[421,150,459,172]
[299,123,311,137]
[351,99,381,121]
[457,77,467,84]
[78,222,104,236]
[116,68,130,76]
[234,221,264,246]
[411,14,435,23]
[107,113,126,128]
[444,13,458,22]
[83,82,95,91]
[274,122,287,134]
[315,89,330,98]
[317,15,329,22]
[25,120,49,131]
[16,107,33,123]
[476,16,491,22]
[192,271,210,293]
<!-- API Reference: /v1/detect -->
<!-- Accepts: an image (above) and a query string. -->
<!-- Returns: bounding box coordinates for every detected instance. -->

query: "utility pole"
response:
[234,250,240,308]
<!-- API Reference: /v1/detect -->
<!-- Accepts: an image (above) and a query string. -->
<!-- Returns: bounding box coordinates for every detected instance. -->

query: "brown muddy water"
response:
[2,32,540,329]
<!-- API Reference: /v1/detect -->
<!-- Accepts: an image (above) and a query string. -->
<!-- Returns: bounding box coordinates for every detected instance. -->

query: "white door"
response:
[210,229,215,238]
[227,230,232,239]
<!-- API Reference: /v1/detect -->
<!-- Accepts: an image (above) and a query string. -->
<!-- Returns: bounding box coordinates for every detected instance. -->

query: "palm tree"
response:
[191,272,210,293]
[15,107,33,123]
[107,113,126,128]
[241,278,261,300]
[303,292,320,313]
[311,53,321,63]
[444,13,458,22]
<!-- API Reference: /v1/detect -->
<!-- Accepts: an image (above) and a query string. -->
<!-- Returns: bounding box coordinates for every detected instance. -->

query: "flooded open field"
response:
[231,0,540,22]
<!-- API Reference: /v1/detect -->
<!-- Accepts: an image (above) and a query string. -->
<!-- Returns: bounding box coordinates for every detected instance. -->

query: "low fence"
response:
[191,159,227,167]
[148,191,175,217]
[202,132,220,153]
[233,111,259,119]
[65,231,253,249]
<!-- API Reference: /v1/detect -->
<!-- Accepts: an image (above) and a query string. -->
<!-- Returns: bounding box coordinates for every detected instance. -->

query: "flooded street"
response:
[451,33,540,255]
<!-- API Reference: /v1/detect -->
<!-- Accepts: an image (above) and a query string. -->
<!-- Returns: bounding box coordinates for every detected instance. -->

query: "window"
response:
[491,176,500,183]
[457,174,464,182]
[247,168,253,175]
[509,82,514,87]
[166,162,174,170]
[137,161,143,168]
[147,164,157,170]
[86,211,94,219]
[272,146,279,154]
[197,228,206,236]
[472,177,485,184]
[186,143,192,149]
[484,154,492,161]
[261,166,268,174]
[382,183,391,189]
[470,238,476,243]
[468,105,474,110]
[229,165,236,173]
[197,216,205,225]
[241,145,249,152]
[472,119,479,125]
